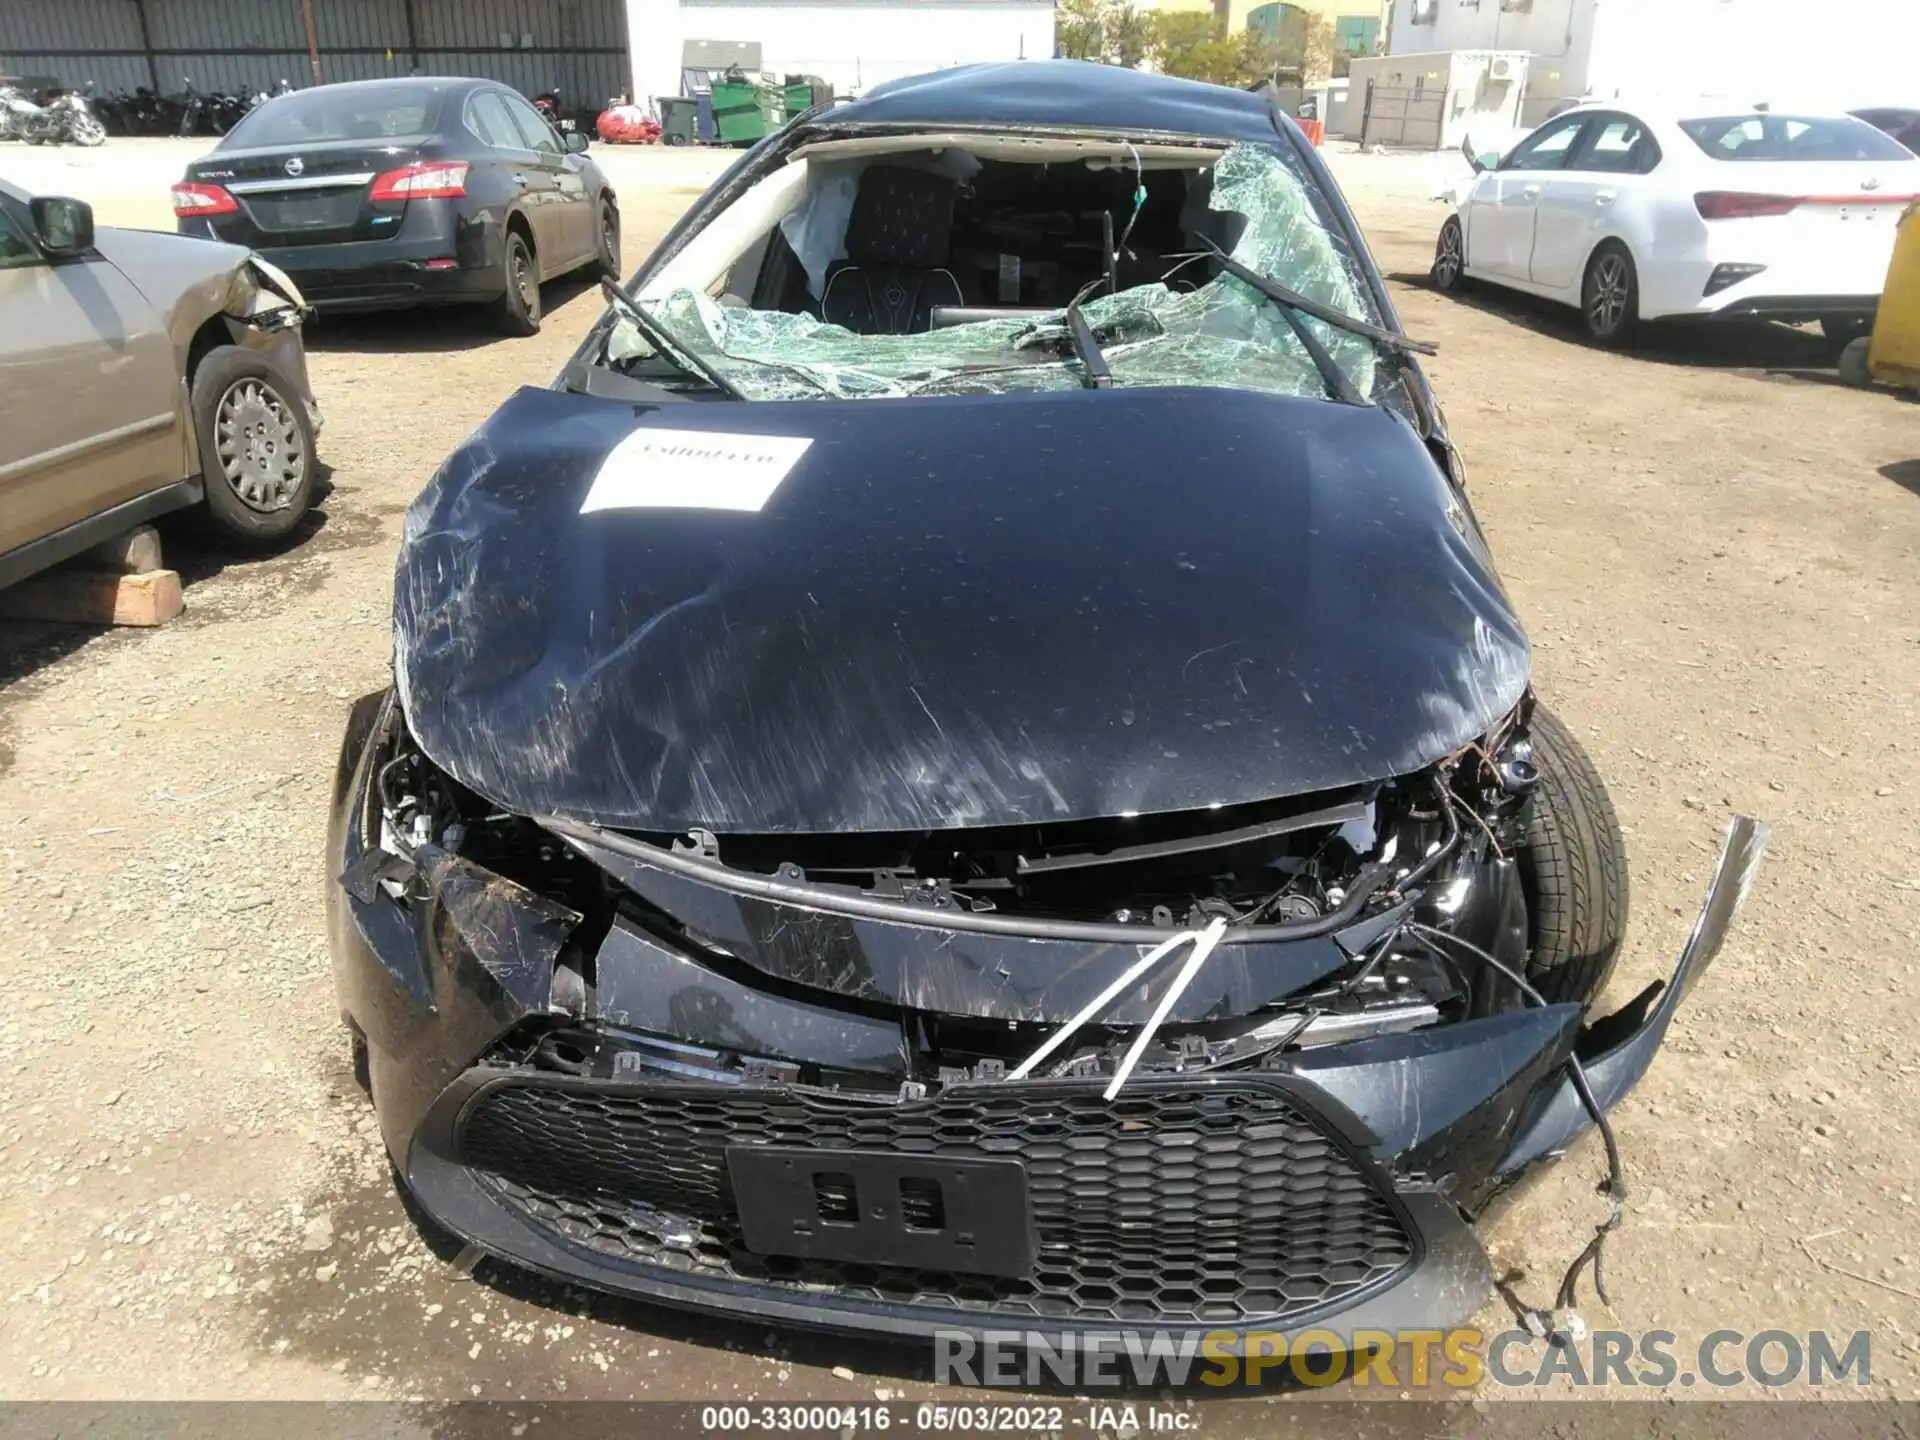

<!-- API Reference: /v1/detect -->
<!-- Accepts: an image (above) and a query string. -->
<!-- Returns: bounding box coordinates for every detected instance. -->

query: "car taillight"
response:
[370,162,469,201]
[171,181,238,217]
[1694,191,1801,220]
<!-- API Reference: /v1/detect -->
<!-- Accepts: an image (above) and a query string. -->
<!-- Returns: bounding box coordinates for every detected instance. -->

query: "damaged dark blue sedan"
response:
[328,62,1768,1352]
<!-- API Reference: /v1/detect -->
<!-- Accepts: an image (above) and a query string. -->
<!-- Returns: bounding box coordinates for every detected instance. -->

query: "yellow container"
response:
[1868,202,1920,388]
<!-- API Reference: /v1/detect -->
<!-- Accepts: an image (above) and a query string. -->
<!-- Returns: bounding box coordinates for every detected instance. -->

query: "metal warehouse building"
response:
[0,0,1054,112]
[0,0,632,108]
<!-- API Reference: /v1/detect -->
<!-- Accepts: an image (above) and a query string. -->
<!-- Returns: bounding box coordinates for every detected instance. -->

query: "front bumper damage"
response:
[230,256,325,438]
[328,691,1768,1346]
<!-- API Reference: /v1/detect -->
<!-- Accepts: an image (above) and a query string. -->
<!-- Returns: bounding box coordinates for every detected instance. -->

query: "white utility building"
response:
[1341,49,1531,149]
[624,0,1056,109]
[1383,0,1920,130]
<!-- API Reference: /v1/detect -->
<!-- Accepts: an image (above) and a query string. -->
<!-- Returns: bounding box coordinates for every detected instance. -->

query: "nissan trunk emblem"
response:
[1863,177,1882,190]
[285,157,305,177]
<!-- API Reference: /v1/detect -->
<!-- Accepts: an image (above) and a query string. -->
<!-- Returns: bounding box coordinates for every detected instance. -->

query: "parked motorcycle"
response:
[175,77,207,136]
[0,81,107,145]
[533,86,577,134]
[92,87,134,134]
[205,89,247,133]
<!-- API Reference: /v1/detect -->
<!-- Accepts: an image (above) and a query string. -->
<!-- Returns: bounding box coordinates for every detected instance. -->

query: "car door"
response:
[0,196,182,568]
[1529,111,1661,293]
[466,90,562,263]
[499,91,590,270]
[1466,114,1590,281]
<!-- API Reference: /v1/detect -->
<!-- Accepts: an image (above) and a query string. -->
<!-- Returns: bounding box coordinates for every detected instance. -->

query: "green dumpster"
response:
[786,76,832,113]
[712,79,782,146]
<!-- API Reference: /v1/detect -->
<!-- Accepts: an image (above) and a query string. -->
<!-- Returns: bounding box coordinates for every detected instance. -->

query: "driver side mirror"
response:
[30,196,94,257]
[1460,134,1502,173]
[564,130,590,154]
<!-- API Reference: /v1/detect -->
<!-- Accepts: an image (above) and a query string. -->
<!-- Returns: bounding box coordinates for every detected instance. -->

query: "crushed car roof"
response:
[820,61,1291,147]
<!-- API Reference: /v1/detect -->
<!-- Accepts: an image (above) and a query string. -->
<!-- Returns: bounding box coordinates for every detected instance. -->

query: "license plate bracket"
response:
[727,1146,1034,1278]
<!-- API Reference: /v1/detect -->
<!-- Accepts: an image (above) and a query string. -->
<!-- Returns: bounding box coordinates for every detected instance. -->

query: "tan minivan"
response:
[0,177,322,589]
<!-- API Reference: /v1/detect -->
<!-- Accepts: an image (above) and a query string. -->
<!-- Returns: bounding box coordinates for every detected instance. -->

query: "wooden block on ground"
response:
[0,568,183,627]
[85,523,165,574]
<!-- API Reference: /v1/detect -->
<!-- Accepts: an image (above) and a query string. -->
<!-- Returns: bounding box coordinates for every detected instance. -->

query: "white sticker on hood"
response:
[579,429,813,515]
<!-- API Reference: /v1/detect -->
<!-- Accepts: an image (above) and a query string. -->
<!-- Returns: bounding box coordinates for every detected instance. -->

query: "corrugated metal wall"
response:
[0,0,628,104]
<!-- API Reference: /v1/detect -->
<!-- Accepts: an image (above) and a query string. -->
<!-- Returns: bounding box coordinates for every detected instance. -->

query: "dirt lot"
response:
[0,136,1916,1410]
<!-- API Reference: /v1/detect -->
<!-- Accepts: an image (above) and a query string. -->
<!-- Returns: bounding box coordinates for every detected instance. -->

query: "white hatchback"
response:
[1432,105,1920,345]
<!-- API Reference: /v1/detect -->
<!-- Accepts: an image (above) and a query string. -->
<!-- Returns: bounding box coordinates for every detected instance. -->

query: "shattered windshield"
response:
[604,142,1384,403]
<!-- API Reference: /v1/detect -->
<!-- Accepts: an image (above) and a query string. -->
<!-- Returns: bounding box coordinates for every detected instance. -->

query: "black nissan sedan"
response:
[174,77,617,334]
[328,62,1770,1357]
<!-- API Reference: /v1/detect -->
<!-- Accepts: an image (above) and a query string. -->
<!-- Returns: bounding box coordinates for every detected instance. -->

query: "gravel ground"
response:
[0,136,1916,1407]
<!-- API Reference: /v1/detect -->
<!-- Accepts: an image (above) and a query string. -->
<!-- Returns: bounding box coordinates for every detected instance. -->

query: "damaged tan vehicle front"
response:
[0,179,323,590]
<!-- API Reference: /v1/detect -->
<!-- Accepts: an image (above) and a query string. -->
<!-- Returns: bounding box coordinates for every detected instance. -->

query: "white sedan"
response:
[1431,104,1920,345]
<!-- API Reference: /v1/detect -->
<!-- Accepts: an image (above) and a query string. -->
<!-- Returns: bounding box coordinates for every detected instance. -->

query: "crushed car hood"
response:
[394,384,1529,833]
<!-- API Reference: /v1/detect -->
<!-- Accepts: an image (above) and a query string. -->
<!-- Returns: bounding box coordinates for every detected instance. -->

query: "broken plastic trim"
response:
[542,814,1390,946]
[246,254,309,312]
[1499,813,1772,1174]
[1012,794,1368,875]
[231,254,309,331]
[1008,916,1232,1099]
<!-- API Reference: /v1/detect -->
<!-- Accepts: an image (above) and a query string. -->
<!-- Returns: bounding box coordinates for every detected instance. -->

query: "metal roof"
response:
[822,60,1289,144]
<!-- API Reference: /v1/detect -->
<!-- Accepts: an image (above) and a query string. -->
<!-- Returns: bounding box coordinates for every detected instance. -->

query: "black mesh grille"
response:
[457,1077,1416,1325]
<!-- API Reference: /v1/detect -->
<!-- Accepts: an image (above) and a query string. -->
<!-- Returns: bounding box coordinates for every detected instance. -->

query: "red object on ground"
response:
[598,107,661,144]
[1299,118,1326,147]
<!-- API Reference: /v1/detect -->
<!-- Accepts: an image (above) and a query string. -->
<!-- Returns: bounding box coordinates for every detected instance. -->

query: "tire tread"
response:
[1520,704,1630,1006]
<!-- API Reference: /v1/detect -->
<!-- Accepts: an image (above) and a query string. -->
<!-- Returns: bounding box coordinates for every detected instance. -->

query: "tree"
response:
[1057,0,1154,67]
[1057,0,1107,61]
[1106,3,1155,68]
[1256,7,1337,85]
[1150,10,1244,84]
[1293,11,1337,85]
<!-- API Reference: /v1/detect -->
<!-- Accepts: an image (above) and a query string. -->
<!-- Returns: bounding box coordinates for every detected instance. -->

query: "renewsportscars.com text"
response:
[934,1328,1871,1390]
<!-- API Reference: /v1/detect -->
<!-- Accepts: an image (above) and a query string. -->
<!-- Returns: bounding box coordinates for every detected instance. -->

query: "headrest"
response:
[845,164,957,269]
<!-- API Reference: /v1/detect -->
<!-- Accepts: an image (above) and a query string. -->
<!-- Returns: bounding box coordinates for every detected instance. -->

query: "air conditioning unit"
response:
[1488,56,1517,80]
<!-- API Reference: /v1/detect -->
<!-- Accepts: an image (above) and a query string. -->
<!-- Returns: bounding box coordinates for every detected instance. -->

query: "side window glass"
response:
[1504,118,1585,171]
[0,208,39,269]
[1717,118,1764,156]
[1572,116,1659,174]
[467,93,521,150]
[502,96,560,155]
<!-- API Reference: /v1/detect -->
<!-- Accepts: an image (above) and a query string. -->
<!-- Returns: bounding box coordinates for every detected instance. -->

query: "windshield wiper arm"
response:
[1274,304,1366,405]
[1197,237,1439,358]
[1064,288,1113,390]
[598,280,747,401]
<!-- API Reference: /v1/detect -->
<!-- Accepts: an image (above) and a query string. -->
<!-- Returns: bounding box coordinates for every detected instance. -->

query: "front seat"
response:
[821,165,964,334]
[1165,170,1249,290]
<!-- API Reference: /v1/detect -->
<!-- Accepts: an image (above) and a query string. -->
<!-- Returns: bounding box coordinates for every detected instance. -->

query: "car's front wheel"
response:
[1517,704,1630,1008]
[1838,335,1875,388]
[593,200,621,281]
[192,346,317,545]
[1432,216,1467,292]
[495,229,541,336]
[1582,242,1639,346]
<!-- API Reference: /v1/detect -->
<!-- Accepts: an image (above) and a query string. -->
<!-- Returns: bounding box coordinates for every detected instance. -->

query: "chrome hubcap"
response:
[512,247,534,309]
[1589,255,1629,333]
[1436,225,1462,284]
[214,379,304,511]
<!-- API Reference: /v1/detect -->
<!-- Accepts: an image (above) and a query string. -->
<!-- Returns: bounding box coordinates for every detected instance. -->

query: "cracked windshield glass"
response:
[604,142,1384,402]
